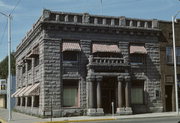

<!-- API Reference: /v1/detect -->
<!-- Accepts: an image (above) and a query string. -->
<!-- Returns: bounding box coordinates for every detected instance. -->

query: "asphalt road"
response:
[75,117,180,123]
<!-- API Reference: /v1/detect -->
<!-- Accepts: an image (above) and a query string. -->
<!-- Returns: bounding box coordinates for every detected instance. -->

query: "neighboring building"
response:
[13,9,163,117]
[159,20,180,112]
[0,77,16,109]
[0,79,7,108]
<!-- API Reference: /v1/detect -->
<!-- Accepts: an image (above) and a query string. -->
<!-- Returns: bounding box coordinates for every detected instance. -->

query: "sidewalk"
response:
[0,108,178,123]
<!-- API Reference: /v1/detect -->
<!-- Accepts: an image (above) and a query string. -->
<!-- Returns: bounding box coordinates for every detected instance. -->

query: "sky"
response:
[0,0,180,61]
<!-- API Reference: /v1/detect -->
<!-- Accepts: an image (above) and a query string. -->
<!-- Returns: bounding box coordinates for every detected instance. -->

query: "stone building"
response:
[159,20,180,112]
[13,9,163,117]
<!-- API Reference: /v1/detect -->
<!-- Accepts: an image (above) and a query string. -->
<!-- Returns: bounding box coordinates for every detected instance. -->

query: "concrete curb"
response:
[34,118,116,123]
[34,113,178,123]
[115,114,178,120]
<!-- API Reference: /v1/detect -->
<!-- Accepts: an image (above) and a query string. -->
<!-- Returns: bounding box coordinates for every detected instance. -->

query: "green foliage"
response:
[0,53,16,79]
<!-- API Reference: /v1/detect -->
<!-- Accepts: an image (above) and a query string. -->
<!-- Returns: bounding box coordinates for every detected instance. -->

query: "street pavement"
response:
[0,108,179,123]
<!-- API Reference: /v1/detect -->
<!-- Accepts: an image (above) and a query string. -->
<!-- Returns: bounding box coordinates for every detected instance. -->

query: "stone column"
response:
[32,58,35,84]
[16,97,18,106]
[96,76,104,115]
[125,81,130,107]
[31,96,34,110]
[118,79,123,108]
[87,77,96,116]
[116,76,124,114]
[20,97,23,107]
[89,81,94,108]
[25,97,28,108]
[25,62,28,86]
[124,76,132,114]
[96,81,101,108]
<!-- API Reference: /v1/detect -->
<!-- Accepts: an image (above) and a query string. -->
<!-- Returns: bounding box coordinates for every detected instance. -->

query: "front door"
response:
[165,85,173,112]
[101,77,116,114]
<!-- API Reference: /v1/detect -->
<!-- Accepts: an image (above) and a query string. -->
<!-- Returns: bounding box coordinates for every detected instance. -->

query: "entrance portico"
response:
[86,74,132,115]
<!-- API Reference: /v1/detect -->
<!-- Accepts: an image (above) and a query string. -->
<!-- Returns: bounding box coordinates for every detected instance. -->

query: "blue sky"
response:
[0,0,180,61]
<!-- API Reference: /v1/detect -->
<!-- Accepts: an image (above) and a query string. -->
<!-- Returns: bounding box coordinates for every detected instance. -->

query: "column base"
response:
[87,108,104,116]
[96,108,104,116]
[116,107,132,115]
[87,108,96,116]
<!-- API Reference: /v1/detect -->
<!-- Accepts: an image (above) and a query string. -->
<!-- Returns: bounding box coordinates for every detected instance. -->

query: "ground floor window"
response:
[131,81,144,104]
[27,97,32,107]
[22,97,25,106]
[17,97,21,106]
[63,80,79,107]
[34,96,39,107]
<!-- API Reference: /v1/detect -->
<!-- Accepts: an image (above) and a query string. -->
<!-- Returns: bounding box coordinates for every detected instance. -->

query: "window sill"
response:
[130,63,144,65]
[63,61,78,63]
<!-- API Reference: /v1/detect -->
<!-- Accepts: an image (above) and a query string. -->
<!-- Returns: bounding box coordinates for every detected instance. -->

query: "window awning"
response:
[14,87,26,97]
[62,42,81,52]
[11,88,21,97]
[19,85,33,97]
[130,45,147,54]
[27,46,39,58]
[92,44,121,53]
[24,83,40,96]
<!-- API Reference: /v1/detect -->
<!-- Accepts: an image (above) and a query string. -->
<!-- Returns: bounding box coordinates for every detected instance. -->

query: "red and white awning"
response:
[130,45,147,54]
[92,44,121,53]
[62,42,81,52]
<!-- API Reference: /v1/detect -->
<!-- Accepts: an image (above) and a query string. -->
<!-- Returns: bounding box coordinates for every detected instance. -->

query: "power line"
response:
[10,0,22,15]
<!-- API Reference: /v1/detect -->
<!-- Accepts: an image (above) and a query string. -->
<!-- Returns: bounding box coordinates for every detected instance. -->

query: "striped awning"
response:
[92,44,121,53]
[14,87,26,97]
[19,85,33,97]
[27,46,39,58]
[130,45,147,54]
[11,88,21,97]
[62,42,81,52]
[24,83,40,96]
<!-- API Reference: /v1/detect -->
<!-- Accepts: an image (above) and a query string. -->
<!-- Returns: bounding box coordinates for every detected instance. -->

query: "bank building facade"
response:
[13,9,163,117]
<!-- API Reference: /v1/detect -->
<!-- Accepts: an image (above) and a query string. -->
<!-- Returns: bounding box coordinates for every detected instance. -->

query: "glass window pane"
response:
[176,47,180,64]
[131,88,143,104]
[63,52,78,61]
[63,88,77,107]
[166,47,173,64]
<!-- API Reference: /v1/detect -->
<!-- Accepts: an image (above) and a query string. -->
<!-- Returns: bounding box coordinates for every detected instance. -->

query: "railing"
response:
[88,56,125,65]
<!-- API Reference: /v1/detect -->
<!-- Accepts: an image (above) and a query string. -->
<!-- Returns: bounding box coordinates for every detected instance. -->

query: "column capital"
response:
[117,76,124,82]
[124,76,131,82]
[86,76,96,82]
[96,76,103,82]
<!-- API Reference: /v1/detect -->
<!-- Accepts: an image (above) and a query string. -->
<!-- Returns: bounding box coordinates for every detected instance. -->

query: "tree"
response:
[0,53,16,79]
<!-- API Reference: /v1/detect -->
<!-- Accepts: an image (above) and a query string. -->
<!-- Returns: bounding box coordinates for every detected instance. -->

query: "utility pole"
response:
[172,11,180,115]
[0,11,12,121]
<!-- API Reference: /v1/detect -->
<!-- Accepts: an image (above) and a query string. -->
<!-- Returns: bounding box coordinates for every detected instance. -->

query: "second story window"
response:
[166,47,180,65]
[22,65,25,74]
[130,54,146,64]
[62,42,81,62]
[34,56,39,67]
[129,44,147,64]
[27,60,32,71]
[63,51,78,61]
